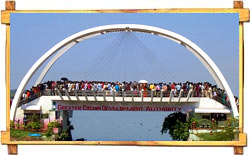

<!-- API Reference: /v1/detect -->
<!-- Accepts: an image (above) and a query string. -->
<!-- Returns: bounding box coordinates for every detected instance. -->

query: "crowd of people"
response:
[17,79,239,109]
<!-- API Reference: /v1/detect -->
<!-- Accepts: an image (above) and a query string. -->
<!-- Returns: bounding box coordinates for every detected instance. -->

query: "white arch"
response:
[11,24,239,120]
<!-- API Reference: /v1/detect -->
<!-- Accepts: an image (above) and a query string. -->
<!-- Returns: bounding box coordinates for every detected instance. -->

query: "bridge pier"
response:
[62,111,70,130]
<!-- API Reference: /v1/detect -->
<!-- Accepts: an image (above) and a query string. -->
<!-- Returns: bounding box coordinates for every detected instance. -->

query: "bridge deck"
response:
[18,89,231,109]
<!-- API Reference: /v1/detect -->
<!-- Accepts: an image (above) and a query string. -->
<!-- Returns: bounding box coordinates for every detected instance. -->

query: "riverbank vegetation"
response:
[10,128,42,141]
[161,112,239,141]
[10,117,72,141]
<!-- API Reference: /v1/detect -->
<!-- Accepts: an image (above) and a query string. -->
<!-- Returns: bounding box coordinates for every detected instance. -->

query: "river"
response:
[71,111,172,141]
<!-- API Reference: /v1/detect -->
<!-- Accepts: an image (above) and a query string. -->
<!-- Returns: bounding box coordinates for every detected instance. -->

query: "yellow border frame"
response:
[1,1,249,149]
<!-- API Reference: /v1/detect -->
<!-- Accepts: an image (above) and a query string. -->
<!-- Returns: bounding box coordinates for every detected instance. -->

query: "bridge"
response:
[19,88,229,106]
[11,24,238,123]
[15,87,231,131]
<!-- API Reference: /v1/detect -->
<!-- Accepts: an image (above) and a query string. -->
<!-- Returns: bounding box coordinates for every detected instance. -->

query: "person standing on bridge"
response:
[156,84,160,96]
[93,82,97,91]
[75,82,79,90]
[176,83,181,96]
[87,82,92,90]
[115,83,120,92]
[97,82,102,91]
[171,82,176,96]
[26,91,30,99]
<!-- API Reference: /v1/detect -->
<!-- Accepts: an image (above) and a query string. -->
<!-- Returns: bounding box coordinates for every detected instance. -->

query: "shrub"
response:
[28,114,40,122]
[45,128,53,137]
[199,119,211,128]
[57,130,70,141]
[26,122,33,129]
[45,121,62,138]
[47,121,61,128]
[189,117,200,129]
[31,122,41,129]
[41,113,49,119]
[22,124,28,130]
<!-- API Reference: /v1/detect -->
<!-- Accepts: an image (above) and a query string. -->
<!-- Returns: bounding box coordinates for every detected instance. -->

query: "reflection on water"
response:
[71,111,172,141]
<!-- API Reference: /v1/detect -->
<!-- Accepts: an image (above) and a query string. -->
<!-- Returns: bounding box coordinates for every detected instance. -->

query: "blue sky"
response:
[10,13,239,95]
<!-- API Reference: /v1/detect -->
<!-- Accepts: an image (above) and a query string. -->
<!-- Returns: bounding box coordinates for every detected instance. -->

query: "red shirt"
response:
[87,84,92,90]
[171,84,175,90]
[26,91,30,98]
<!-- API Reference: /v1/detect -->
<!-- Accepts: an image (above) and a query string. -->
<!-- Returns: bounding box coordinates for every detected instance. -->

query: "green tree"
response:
[172,121,189,140]
[222,117,239,140]
[161,112,188,140]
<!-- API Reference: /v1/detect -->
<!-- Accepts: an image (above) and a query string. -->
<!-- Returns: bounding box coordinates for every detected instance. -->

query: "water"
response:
[71,111,172,141]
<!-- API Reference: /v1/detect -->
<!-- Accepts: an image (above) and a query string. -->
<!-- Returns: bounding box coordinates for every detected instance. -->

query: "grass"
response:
[10,128,42,141]
[197,132,237,141]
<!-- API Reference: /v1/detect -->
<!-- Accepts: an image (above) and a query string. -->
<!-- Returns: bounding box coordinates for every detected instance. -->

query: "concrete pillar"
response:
[65,90,71,100]
[83,90,88,101]
[160,90,163,102]
[62,111,70,130]
[93,90,97,101]
[74,90,79,100]
[169,89,174,103]
[122,90,125,102]
[187,90,192,102]
[103,90,106,101]
[178,89,183,102]
[132,90,134,102]
[151,91,153,102]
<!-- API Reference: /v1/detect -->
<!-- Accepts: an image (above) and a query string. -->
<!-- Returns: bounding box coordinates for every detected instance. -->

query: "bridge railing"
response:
[17,88,231,109]
[212,95,231,109]
[51,89,209,103]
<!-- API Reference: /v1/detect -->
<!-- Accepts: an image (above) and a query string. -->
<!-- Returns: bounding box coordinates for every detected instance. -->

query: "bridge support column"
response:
[187,90,192,102]
[113,90,116,102]
[151,91,153,102]
[83,91,88,101]
[103,90,106,101]
[178,89,183,102]
[62,111,70,131]
[122,90,125,102]
[160,90,163,102]
[93,91,97,101]
[55,88,63,100]
[74,90,79,100]
[65,90,71,100]
[169,89,174,103]
[141,90,143,102]
[132,90,134,102]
